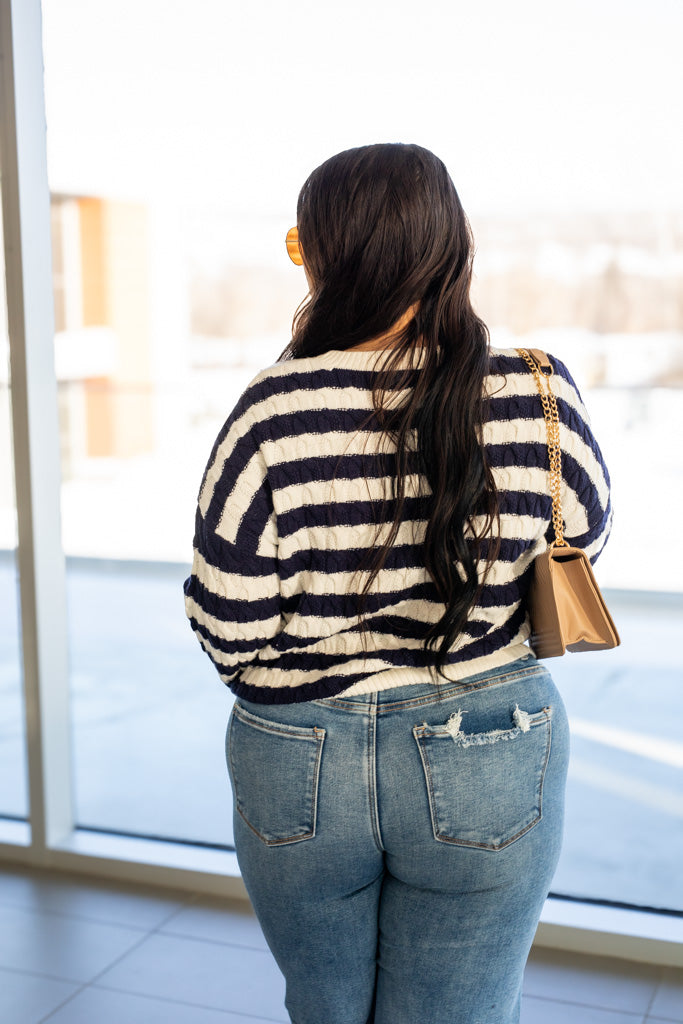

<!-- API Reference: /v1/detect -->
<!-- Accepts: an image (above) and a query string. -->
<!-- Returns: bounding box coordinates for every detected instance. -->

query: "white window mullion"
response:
[0,0,73,851]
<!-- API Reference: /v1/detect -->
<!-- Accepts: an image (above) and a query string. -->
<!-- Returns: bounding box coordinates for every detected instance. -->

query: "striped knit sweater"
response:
[183,346,612,704]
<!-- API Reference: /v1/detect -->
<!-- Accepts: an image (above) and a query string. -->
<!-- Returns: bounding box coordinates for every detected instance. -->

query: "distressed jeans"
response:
[226,654,570,1024]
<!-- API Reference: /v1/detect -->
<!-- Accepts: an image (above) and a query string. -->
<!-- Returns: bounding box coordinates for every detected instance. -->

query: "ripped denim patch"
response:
[413,704,553,850]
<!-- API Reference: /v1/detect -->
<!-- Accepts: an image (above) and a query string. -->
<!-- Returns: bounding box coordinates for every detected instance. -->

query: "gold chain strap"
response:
[516,348,568,548]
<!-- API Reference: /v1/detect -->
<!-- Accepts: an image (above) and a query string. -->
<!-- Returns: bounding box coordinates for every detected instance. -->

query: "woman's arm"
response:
[183,399,282,687]
[548,354,613,564]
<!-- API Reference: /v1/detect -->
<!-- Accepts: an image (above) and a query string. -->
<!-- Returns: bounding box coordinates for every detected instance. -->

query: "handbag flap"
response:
[549,547,621,651]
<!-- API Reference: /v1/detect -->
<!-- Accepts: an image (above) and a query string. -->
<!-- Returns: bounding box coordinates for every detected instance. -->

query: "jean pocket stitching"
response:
[232,701,326,741]
[412,707,553,850]
[229,708,325,846]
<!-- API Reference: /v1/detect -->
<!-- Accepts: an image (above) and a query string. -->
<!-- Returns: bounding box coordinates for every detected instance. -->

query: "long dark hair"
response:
[277,143,500,682]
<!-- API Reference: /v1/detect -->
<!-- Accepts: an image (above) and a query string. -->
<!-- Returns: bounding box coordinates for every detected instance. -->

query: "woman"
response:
[184,143,613,1024]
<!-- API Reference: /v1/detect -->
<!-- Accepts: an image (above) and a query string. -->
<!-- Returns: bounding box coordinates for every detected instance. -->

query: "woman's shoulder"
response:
[488,344,570,372]
[487,345,596,451]
[488,345,585,400]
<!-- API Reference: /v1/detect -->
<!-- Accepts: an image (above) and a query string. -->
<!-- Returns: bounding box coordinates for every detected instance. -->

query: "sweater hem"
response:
[232,641,534,704]
[330,642,533,698]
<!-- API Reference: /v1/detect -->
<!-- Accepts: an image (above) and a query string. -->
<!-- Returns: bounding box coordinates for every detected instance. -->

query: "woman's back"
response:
[183,343,612,705]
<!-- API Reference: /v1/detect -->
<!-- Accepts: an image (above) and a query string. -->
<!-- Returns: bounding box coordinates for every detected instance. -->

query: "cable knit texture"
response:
[183,346,612,704]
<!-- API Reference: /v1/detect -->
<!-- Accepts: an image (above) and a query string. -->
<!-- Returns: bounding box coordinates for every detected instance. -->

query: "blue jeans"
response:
[226,655,570,1024]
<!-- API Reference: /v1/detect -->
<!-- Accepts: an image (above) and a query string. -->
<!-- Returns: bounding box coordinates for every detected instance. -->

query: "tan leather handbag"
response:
[518,348,620,658]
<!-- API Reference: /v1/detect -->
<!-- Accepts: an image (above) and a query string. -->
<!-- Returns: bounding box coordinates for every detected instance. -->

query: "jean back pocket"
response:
[228,702,326,846]
[413,704,553,850]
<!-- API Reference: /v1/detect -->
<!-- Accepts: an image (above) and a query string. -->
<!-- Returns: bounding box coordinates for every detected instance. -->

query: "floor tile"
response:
[160,895,269,951]
[0,967,80,1024]
[41,985,283,1024]
[95,931,287,1020]
[521,995,646,1022]
[647,965,683,1021]
[0,863,678,1024]
[523,947,659,1015]
[0,904,148,983]
[0,864,192,930]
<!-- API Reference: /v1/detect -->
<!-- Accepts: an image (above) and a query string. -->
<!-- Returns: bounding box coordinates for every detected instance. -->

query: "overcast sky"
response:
[42,0,683,219]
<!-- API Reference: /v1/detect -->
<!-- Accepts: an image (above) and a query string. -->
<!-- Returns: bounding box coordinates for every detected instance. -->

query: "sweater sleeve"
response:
[548,355,613,564]
[183,397,282,687]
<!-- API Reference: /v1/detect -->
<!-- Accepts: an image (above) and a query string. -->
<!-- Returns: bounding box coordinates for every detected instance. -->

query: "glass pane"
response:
[42,0,683,911]
[548,593,683,909]
[469,213,683,909]
[0,196,28,823]
[47,195,254,846]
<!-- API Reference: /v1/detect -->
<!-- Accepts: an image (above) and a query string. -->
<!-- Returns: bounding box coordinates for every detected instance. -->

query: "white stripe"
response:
[190,550,279,603]
[198,412,254,517]
[277,511,550,563]
[184,594,281,644]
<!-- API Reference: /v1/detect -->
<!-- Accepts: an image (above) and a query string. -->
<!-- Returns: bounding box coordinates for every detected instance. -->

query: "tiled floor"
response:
[0,863,681,1024]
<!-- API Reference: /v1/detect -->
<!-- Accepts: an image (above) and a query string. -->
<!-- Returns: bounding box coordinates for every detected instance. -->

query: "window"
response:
[1,0,681,953]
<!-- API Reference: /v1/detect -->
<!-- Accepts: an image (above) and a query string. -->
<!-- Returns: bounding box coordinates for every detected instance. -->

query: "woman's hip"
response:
[226,654,569,863]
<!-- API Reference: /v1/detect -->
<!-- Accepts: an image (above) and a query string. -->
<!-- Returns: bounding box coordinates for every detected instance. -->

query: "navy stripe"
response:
[188,615,268,658]
[241,363,420,407]
[186,578,280,624]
